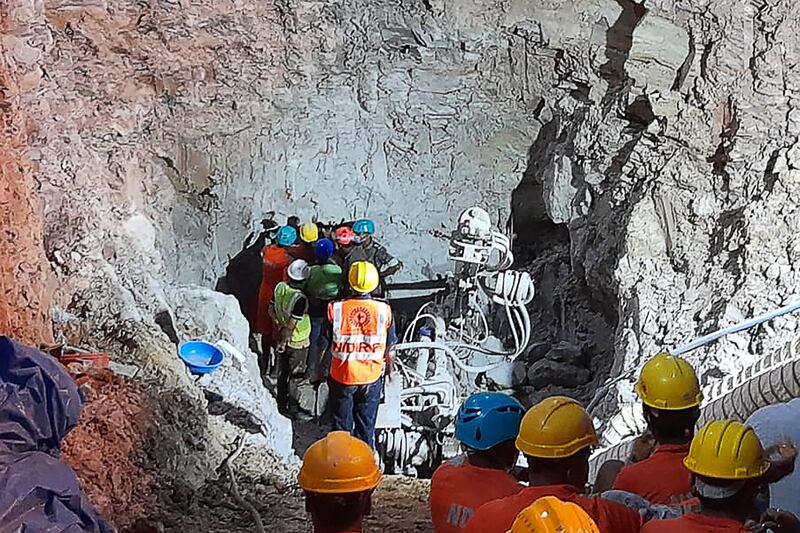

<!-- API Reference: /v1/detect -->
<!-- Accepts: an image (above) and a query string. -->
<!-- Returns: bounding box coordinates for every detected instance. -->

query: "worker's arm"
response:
[754,509,800,533]
[376,244,402,278]
[384,311,396,378]
[762,440,796,484]
[380,261,403,278]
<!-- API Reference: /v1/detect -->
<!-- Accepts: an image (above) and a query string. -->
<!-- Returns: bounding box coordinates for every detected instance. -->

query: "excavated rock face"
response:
[0,6,53,345]
[4,0,800,497]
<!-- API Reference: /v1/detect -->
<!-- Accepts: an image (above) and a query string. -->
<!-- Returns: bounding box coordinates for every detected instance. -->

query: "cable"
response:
[224,436,266,533]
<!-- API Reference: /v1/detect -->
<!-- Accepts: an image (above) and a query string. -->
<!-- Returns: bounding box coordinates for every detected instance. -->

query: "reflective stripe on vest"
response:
[274,283,311,344]
[328,299,392,385]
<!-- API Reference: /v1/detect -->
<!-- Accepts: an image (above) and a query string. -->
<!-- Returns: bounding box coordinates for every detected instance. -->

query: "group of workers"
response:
[296,351,800,532]
[254,217,401,447]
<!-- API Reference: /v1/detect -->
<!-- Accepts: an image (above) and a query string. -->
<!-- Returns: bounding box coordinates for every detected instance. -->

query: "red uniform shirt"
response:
[612,444,693,505]
[640,512,749,532]
[256,245,294,336]
[430,456,523,532]
[464,484,643,533]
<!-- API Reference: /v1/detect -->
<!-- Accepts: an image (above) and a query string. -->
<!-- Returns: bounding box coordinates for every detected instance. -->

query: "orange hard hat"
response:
[509,496,600,533]
[298,431,381,493]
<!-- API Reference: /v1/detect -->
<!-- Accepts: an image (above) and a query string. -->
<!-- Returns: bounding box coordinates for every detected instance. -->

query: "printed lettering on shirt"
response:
[332,341,384,353]
[447,504,474,529]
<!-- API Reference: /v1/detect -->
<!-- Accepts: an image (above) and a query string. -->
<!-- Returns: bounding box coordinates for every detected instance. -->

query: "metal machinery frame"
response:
[376,207,534,475]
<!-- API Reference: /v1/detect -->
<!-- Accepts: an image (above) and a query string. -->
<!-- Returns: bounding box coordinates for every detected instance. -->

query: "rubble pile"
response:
[62,366,155,529]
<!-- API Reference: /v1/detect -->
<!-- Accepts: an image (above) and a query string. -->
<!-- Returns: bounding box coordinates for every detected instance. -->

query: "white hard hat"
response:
[287,259,310,282]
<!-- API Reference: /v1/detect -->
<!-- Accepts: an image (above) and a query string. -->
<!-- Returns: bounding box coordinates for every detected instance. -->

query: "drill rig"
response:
[376,207,534,476]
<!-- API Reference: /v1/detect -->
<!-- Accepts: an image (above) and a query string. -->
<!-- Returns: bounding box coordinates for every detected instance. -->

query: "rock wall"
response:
[4,0,800,457]
[0,6,53,345]
[505,0,800,438]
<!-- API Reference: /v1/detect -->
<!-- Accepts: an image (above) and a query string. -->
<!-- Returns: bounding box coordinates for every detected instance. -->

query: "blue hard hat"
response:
[314,238,335,260]
[353,218,375,235]
[276,225,298,247]
[455,392,525,451]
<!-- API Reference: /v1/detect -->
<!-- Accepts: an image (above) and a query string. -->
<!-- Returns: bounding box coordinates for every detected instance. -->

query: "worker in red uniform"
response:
[299,431,382,533]
[641,420,800,533]
[333,226,356,268]
[430,392,525,532]
[612,352,702,504]
[465,396,643,533]
[256,225,300,378]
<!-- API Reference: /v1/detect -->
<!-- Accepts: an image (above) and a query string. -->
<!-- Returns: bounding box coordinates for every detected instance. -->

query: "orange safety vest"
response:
[327,298,392,385]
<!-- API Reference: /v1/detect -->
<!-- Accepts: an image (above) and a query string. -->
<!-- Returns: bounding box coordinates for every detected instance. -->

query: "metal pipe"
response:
[672,300,800,356]
[386,280,450,291]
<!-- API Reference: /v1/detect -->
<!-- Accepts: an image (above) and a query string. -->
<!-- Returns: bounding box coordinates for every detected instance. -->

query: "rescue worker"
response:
[256,225,300,377]
[430,392,525,532]
[509,496,600,533]
[465,396,643,533]
[306,239,344,389]
[299,222,321,261]
[326,261,393,448]
[333,226,356,268]
[640,420,800,532]
[270,258,312,414]
[612,352,702,504]
[299,431,382,533]
[347,218,403,287]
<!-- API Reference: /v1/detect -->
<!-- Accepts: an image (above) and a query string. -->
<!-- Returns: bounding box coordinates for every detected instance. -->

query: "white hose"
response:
[505,300,521,357]
[393,341,510,373]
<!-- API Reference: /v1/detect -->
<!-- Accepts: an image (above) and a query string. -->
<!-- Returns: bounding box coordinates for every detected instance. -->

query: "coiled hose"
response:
[589,336,800,480]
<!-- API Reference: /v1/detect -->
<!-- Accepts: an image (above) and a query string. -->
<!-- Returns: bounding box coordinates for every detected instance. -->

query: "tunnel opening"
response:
[509,116,619,407]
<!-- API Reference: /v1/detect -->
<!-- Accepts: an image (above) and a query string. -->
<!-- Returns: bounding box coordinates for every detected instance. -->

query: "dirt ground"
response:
[154,475,431,533]
[61,365,432,532]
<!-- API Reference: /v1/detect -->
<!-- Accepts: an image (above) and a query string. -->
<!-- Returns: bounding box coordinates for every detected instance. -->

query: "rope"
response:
[224,435,266,533]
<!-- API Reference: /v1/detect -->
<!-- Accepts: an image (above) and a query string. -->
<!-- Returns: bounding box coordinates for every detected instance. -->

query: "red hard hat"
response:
[334,226,355,245]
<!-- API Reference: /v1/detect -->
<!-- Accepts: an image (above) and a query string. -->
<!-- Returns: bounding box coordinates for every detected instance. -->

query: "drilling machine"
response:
[376,207,534,476]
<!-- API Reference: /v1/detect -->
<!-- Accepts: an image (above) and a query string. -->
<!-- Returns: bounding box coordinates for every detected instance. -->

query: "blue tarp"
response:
[0,336,113,532]
[747,398,800,518]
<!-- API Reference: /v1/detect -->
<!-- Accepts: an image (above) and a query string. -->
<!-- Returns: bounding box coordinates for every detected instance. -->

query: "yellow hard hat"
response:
[299,223,319,243]
[298,431,382,493]
[516,397,599,459]
[635,352,703,410]
[508,496,600,533]
[683,420,770,480]
[348,261,379,294]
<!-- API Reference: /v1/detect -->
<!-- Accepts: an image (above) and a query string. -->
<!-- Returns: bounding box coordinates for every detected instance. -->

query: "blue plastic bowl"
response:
[178,341,224,375]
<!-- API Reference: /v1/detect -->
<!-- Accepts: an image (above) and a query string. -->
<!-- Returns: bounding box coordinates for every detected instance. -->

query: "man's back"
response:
[327,297,392,386]
[430,456,522,532]
[465,484,643,533]
[612,444,693,504]
[640,512,748,532]
[256,245,294,333]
